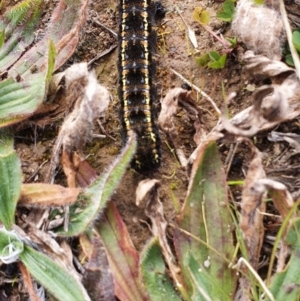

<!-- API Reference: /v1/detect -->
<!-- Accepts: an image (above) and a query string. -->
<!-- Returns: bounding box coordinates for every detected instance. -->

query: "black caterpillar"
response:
[118,0,162,172]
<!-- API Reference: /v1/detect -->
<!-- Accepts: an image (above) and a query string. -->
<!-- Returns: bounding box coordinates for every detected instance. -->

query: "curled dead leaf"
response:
[136,179,181,285]
[81,232,115,301]
[220,52,300,136]
[159,87,205,167]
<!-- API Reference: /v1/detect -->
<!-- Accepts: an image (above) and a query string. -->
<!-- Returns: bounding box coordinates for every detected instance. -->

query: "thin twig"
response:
[25,160,49,183]
[170,68,221,115]
[92,18,117,37]
[225,142,239,176]
[97,119,116,141]
[233,257,275,301]
[88,44,117,67]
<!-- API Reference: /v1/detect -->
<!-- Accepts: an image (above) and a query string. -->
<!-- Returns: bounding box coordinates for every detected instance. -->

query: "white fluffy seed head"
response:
[60,64,111,151]
[232,0,284,60]
[64,62,89,87]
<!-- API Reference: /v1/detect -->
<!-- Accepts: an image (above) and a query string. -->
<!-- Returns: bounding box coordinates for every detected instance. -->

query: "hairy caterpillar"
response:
[118,0,161,171]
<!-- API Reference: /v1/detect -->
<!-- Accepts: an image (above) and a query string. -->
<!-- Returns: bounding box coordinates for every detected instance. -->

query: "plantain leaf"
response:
[140,237,182,301]
[0,0,43,70]
[0,40,55,127]
[0,0,88,127]
[56,133,137,236]
[9,0,89,75]
[0,129,22,229]
[175,141,236,300]
[20,245,91,301]
[187,252,231,301]
[96,201,150,301]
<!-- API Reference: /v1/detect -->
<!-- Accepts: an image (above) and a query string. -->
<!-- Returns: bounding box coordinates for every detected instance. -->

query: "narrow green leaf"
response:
[285,54,295,67]
[96,201,150,301]
[20,245,91,301]
[46,40,56,83]
[140,237,182,301]
[0,30,4,49]
[57,133,137,236]
[292,30,300,52]
[226,36,237,47]
[175,141,237,300]
[0,129,21,229]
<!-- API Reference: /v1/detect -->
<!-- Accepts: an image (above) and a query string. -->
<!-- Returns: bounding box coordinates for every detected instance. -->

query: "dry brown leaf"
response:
[269,131,300,152]
[74,156,98,188]
[250,179,295,272]
[18,262,41,301]
[19,183,80,207]
[61,151,99,188]
[158,87,204,167]
[240,141,266,269]
[61,149,77,188]
[81,232,115,301]
[236,139,266,299]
